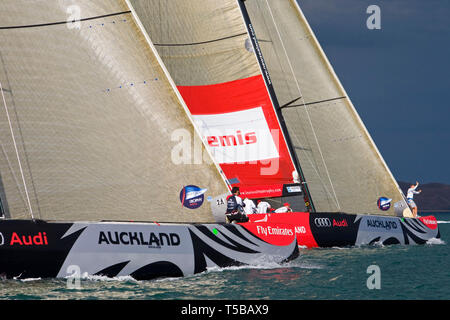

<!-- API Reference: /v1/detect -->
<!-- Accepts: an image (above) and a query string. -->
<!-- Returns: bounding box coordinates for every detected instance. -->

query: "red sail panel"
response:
[178,75,295,198]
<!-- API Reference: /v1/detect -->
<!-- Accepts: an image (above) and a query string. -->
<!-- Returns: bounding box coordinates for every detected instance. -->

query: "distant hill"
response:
[398,181,450,212]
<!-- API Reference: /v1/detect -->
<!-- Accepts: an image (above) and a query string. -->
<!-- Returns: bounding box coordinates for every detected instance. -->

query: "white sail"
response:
[129,0,301,203]
[127,0,409,216]
[0,0,230,222]
[243,0,409,216]
[129,0,259,86]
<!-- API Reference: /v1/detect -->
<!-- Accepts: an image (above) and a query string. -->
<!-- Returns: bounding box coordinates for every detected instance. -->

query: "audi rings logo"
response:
[314,218,331,227]
[0,232,4,246]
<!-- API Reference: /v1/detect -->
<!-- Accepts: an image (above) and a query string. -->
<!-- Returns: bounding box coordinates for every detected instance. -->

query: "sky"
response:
[298,0,450,184]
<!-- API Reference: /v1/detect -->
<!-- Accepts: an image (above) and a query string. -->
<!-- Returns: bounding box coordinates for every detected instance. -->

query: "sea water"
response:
[0,213,448,300]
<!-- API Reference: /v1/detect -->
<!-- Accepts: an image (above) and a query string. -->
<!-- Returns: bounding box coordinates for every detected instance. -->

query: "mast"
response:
[236,0,315,212]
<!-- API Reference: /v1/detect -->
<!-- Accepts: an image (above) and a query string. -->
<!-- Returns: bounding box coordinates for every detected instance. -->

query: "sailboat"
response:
[0,0,299,280]
[0,0,439,281]
[129,0,439,247]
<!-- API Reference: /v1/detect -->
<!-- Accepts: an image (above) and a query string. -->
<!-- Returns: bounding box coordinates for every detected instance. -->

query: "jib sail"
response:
[0,0,230,222]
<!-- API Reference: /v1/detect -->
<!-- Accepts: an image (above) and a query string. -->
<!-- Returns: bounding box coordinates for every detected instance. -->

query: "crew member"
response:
[256,199,271,213]
[275,203,292,213]
[406,181,422,218]
[225,187,249,223]
[243,198,256,215]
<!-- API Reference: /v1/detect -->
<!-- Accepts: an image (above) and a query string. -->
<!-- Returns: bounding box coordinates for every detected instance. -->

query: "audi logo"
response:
[314,217,331,227]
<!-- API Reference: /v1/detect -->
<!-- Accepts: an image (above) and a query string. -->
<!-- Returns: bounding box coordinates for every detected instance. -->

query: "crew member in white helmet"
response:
[406,181,422,218]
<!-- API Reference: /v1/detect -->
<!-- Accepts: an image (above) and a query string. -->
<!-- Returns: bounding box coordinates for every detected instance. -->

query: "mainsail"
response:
[242,0,409,215]
[0,0,230,222]
[129,0,302,202]
[131,0,409,217]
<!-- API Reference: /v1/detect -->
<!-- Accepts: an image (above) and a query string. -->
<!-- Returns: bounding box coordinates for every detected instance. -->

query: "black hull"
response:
[0,220,298,280]
[0,212,440,280]
[245,212,441,248]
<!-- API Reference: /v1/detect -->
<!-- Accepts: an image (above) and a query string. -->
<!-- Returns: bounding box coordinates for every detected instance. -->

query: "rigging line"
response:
[279,96,302,109]
[254,0,294,101]
[303,151,338,209]
[0,11,131,30]
[0,141,27,211]
[291,132,337,208]
[285,121,337,208]
[0,51,42,219]
[287,110,339,209]
[280,96,347,109]
[153,32,247,47]
[264,0,341,211]
[0,82,34,219]
[283,95,336,206]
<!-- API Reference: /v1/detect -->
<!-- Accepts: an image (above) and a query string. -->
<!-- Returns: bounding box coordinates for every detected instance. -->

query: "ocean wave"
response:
[64,273,138,283]
[205,262,285,274]
[296,262,324,270]
[18,278,42,282]
[426,237,446,245]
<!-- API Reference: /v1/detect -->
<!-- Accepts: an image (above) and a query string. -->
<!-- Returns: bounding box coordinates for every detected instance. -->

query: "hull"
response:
[0,212,438,279]
[0,220,298,280]
[244,212,440,248]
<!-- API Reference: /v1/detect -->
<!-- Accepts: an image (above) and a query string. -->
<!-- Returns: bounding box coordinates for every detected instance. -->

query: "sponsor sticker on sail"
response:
[180,185,207,209]
[377,197,392,211]
[192,107,279,164]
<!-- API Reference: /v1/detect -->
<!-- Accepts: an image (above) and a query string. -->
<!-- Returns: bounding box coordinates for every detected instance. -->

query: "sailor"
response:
[274,203,292,213]
[225,187,249,223]
[243,198,256,215]
[256,199,271,213]
[406,181,422,218]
